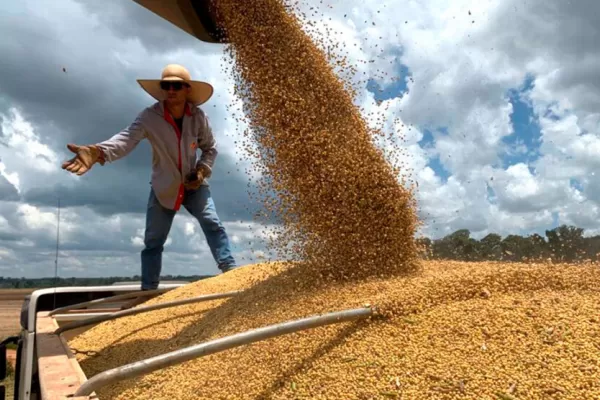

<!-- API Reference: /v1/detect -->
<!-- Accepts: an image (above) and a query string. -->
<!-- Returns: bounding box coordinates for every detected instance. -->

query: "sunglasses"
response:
[160,81,190,91]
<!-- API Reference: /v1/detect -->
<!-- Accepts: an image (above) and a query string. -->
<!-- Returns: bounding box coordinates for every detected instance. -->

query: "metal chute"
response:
[132,0,228,43]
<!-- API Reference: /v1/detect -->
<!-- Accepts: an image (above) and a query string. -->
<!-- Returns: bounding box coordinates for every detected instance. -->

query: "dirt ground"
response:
[0,289,33,339]
[6,349,16,368]
[0,289,33,398]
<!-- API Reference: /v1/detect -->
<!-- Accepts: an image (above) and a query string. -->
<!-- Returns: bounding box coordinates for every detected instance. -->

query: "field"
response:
[0,289,34,339]
[0,289,31,399]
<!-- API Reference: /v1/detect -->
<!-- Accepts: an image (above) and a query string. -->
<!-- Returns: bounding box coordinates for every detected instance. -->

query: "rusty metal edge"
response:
[35,312,98,400]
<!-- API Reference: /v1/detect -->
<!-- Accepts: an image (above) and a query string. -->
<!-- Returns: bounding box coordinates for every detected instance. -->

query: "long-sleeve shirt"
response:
[96,101,218,211]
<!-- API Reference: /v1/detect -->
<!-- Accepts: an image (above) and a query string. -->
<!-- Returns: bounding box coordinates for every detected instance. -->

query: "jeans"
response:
[140,185,236,290]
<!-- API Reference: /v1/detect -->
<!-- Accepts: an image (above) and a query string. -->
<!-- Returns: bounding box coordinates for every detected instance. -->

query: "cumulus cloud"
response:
[0,0,598,278]
[0,167,20,201]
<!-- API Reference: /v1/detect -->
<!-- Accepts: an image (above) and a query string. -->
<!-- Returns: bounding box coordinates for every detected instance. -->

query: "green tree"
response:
[431,229,481,261]
[479,233,502,260]
[546,225,584,262]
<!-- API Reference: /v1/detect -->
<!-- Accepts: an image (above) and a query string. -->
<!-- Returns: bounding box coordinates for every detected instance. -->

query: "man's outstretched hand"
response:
[61,144,104,176]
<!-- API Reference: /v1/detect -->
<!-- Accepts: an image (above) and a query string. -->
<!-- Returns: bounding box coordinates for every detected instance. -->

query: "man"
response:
[61,64,237,291]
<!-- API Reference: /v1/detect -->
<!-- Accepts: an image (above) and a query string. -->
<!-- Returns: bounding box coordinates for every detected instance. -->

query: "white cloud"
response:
[184,222,195,236]
[490,163,573,214]
[0,161,20,193]
[16,204,58,232]
[0,107,66,197]
[0,107,59,172]
[0,248,15,262]
[131,236,144,247]
[1,0,600,278]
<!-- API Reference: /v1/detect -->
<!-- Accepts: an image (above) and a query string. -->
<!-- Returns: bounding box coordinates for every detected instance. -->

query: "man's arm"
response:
[96,110,148,163]
[61,111,148,176]
[196,111,218,178]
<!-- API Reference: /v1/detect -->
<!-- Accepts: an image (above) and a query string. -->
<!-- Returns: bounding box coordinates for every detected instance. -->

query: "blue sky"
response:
[364,54,591,242]
[502,74,542,169]
[369,69,545,185]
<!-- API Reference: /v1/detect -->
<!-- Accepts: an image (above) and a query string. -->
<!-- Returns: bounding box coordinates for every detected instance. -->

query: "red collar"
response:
[163,101,192,122]
[184,102,192,116]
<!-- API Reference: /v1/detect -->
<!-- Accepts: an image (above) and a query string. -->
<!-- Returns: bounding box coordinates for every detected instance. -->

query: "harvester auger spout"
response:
[133,0,228,44]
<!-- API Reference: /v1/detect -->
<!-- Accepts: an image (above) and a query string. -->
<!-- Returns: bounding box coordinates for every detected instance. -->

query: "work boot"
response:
[220,264,237,273]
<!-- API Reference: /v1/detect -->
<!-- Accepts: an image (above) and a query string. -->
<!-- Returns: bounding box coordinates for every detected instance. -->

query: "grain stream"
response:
[70,260,600,399]
[212,0,421,281]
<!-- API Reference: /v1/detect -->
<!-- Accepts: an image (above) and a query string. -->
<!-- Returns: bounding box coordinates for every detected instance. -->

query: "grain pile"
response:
[213,0,421,280]
[70,260,600,399]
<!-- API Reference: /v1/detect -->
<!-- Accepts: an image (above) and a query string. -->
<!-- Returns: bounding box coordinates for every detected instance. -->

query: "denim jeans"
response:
[140,185,236,290]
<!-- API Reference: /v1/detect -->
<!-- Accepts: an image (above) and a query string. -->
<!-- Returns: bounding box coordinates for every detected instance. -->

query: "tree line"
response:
[0,275,213,289]
[1,223,596,289]
[417,224,600,263]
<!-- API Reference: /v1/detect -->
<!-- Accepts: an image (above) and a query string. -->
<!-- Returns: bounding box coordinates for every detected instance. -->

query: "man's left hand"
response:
[184,165,208,190]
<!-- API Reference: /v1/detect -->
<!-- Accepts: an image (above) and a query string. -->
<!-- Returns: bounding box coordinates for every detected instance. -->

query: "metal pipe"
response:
[48,289,168,316]
[55,291,241,335]
[73,306,373,397]
[53,312,114,322]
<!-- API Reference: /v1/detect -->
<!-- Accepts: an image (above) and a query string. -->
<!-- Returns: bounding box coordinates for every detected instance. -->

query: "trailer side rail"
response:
[74,306,374,397]
[54,291,241,335]
[48,289,168,316]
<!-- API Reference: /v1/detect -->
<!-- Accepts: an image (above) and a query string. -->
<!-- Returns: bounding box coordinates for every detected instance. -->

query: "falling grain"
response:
[213,0,421,280]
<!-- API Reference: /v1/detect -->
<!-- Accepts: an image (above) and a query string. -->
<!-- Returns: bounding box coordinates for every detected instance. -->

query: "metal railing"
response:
[74,306,373,397]
[54,291,241,335]
[48,289,168,316]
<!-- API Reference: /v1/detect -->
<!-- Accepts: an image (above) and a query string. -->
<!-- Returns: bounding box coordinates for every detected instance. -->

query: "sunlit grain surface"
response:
[70,260,600,399]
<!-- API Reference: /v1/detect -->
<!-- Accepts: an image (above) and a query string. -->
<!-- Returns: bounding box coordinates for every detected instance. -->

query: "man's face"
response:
[160,80,190,106]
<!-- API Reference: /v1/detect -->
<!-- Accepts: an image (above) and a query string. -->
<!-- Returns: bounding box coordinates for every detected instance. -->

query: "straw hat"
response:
[137,64,214,106]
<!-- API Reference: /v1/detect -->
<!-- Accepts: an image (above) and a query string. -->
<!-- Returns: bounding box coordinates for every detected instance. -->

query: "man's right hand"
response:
[61,143,104,176]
